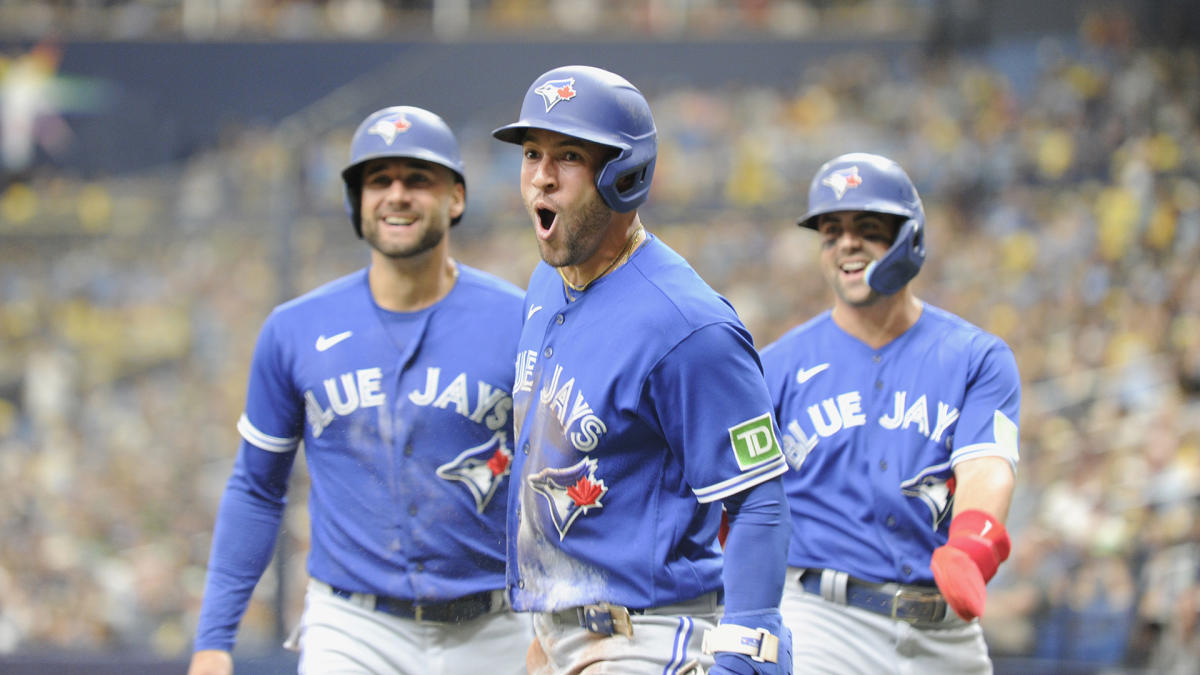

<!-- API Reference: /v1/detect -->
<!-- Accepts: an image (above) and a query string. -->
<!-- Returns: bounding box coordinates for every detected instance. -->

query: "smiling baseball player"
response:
[188,106,531,675]
[761,152,1021,673]
[493,65,792,675]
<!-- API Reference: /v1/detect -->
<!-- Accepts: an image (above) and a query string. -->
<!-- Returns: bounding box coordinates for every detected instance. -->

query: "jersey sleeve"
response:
[193,441,297,652]
[643,322,788,503]
[949,338,1021,473]
[239,314,304,450]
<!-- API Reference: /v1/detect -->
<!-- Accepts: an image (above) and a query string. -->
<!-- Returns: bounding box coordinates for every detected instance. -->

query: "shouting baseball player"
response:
[493,65,793,675]
[761,152,1021,673]
[188,106,531,675]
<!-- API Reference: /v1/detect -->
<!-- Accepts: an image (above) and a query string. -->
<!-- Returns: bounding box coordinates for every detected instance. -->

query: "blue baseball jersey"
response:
[761,305,1020,586]
[196,264,523,648]
[508,234,788,613]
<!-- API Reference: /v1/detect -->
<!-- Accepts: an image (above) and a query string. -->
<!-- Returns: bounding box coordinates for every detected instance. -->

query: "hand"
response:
[188,649,234,675]
[706,609,792,675]
[930,509,1011,621]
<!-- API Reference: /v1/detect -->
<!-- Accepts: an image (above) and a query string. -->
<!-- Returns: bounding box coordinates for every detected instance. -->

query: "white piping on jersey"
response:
[237,414,299,453]
[693,455,788,503]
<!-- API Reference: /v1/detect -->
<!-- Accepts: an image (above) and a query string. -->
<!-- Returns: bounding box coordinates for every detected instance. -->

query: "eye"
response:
[523,148,541,160]
[562,150,583,162]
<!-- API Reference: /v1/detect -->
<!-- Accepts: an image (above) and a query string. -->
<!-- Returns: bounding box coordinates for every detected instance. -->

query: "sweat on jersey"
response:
[193,265,523,652]
[760,305,1021,587]
[508,234,789,613]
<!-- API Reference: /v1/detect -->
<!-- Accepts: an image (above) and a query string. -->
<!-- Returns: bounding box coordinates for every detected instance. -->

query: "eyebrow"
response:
[523,132,591,153]
[364,159,436,175]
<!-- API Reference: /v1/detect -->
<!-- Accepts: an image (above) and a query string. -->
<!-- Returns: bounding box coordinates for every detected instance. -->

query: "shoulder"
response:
[453,264,525,305]
[918,305,1017,377]
[624,235,744,333]
[268,269,367,324]
[760,311,834,359]
[919,304,1010,353]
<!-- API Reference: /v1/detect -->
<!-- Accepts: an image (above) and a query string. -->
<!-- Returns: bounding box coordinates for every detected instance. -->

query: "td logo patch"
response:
[728,413,782,470]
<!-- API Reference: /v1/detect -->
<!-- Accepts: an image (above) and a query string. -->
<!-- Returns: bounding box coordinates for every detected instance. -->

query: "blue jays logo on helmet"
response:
[821,165,863,199]
[342,105,466,236]
[533,78,578,111]
[799,152,927,295]
[366,113,412,144]
[493,65,657,212]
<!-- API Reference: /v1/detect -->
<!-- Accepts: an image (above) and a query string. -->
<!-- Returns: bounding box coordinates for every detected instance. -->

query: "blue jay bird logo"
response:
[821,165,863,199]
[436,431,512,513]
[527,457,608,540]
[900,462,955,531]
[533,78,578,112]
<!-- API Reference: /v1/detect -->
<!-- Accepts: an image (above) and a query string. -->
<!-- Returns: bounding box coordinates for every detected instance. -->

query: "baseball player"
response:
[761,153,1021,673]
[492,65,793,675]
[188,106,531,675]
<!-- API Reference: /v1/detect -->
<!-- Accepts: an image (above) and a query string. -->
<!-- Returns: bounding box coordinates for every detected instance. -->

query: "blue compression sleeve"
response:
[193,441,296,652]
[721,475,790,613]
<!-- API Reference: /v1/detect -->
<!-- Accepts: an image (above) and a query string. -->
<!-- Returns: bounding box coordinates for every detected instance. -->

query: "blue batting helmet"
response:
[799,152,926,295]
[492,65,657,213]
[341,106,466,236]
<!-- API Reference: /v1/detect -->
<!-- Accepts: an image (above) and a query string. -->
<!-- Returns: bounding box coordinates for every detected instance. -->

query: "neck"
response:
[368,246,458,312]
[831,290,922,349]
[559,214,644,292]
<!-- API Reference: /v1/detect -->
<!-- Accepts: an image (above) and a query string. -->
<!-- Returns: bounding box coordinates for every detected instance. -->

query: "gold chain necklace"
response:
[559,225,645,296]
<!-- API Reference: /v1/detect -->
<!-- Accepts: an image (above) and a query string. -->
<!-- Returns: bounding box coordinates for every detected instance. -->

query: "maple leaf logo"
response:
[556,84,576,101]
[567,476,603,506]
[487,449,511,477]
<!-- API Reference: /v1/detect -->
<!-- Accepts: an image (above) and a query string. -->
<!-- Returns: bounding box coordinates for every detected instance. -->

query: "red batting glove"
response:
[930,509,1011,621]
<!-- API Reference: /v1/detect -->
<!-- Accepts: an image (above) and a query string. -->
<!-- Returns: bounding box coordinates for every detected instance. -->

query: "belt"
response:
[554,590,724,639]
[798,568,952,627]
[316,579,506,624]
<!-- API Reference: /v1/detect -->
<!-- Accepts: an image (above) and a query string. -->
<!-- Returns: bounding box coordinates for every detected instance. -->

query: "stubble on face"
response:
[534,188,611,268]
[364,213,447,260]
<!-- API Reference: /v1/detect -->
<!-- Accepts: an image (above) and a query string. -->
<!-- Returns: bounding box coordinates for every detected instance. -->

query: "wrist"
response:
[945,509,1011,582]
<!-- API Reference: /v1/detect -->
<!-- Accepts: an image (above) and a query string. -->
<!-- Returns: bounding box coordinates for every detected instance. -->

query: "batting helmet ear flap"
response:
[865,217,926,295]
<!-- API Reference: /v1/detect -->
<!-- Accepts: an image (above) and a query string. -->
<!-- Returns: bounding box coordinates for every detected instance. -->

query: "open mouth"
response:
[840,260,867,276]
[537,208,556,231]
[383,215,415,227]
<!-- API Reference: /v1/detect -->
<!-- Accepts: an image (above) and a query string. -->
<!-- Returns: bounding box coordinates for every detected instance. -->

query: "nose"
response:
[383,177,409,205]
[528,157,557,192]
[835,228,864,251]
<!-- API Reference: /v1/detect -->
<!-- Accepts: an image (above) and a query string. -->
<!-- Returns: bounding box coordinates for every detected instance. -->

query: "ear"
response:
[449,181,466,220]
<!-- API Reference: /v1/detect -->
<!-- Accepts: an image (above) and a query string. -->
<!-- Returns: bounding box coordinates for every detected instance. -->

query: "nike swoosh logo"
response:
[315,331,353,352]
[980,521,993,537]
[796,363,830,383]
[527,305,544,320]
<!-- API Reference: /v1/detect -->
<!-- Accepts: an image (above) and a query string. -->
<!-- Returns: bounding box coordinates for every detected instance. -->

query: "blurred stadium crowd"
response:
[0,0,918,41]
[2,1,1200,672]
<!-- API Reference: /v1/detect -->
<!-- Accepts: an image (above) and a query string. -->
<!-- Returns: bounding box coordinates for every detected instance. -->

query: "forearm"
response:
[951,455,1015,522]
[193,445,292,652]
[720,476,790,612]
